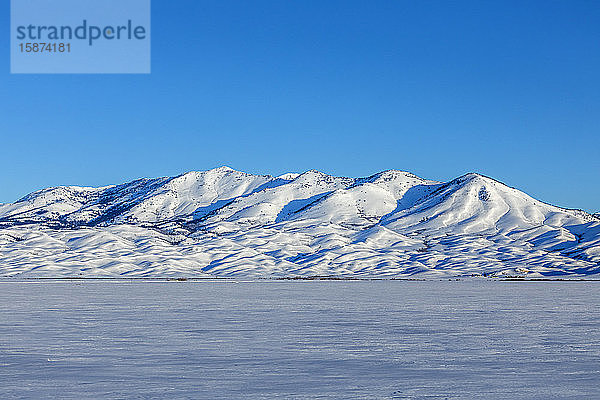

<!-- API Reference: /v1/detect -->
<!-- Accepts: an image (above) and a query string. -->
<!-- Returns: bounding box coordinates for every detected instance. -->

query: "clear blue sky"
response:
[1,1,599,212]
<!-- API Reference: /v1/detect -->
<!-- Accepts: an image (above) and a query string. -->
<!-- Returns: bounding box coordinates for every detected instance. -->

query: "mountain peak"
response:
[456,172,490,182]
[213,165,235,172]
[299,169,329,176]
[363,169,431,183]
[449,172,514,190]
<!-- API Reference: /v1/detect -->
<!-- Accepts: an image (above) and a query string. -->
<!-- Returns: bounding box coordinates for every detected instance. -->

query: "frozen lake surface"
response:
[1,280,599,399]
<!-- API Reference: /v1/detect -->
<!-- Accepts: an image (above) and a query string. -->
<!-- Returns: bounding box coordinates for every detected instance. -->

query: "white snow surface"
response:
[2,280,600,399]
[0,167,598,278]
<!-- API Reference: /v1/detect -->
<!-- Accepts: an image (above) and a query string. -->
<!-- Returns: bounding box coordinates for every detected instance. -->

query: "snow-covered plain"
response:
[0,167,598,278]
[1,280,599,399]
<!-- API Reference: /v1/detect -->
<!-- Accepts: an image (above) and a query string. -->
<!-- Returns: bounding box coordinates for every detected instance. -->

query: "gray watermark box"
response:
[11,0,151,74]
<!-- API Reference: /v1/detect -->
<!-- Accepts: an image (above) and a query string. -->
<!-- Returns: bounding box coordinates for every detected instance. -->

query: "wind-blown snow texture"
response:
[0,167,598,278]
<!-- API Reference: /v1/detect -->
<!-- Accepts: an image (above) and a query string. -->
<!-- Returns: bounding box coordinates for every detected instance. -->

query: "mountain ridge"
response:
[0,167,598,278]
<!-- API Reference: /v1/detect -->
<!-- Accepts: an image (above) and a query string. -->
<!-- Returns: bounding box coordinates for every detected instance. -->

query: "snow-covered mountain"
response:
[0,167,598,278]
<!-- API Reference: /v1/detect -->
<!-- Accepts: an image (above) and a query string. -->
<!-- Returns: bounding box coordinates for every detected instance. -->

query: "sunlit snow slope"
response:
[0,167,598,278]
